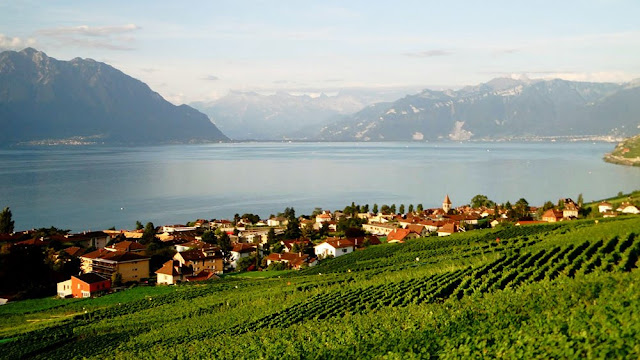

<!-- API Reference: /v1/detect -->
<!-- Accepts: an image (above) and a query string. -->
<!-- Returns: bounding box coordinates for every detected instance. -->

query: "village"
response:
[0,194,639,301]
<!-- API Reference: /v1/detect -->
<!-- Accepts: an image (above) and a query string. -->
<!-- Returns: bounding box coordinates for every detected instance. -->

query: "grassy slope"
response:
[0,216,639,359]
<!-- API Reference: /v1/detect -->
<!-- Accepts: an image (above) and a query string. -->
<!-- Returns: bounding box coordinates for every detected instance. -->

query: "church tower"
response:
[443,194,452,213]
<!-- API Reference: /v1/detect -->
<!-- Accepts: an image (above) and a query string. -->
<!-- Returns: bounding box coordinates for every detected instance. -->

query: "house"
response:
[185,270,220,282]
[314,239,355,259]
[173,247,224,274]
[230,243,257,268]
[349,235,381,248]
[542,209,564,223]
[57,273,111,298]
[598,202,613,213]
[362,223,397,236]
[59,246,85,257]
[617,203,640,214]
[406,224,429,237]
[66,231,110,249]
[315,213,332,224]
[387,228,419,243]
[562,202,580,218]
[155,260,192,285]
[281,239,312,253]
[490,218,507,228]
[267,217,288,227]
[80,249,150,283]
[105,240,146,253]
[437,223,458,237]
[265,252,316,270]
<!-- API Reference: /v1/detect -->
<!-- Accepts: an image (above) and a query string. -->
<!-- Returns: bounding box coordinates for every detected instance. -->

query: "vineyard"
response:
[1,216,639,359]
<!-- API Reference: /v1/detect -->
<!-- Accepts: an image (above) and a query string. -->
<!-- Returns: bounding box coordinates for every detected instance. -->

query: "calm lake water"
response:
[0,142,638,232]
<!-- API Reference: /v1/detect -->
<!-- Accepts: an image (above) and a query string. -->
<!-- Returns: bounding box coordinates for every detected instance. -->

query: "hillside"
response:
[317,77,640,141]
[604,134,640,166]
[0,48,228,145]
[1,216,640,358]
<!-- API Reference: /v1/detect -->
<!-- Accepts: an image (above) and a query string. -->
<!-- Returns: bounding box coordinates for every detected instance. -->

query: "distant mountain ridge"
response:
[190,87,422,140]
[317,77,640,141]
[0,48,228,145]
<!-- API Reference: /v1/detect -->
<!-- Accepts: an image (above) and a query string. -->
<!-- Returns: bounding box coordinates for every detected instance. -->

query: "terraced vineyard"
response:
[1,216,639,359]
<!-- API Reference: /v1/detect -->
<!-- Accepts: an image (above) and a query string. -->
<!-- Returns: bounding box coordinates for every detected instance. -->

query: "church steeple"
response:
[443,194,452,213]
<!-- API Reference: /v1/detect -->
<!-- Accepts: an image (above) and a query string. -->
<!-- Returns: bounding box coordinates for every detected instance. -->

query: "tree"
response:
[557,199,565,210]
[408,204,414,214]
[577,193,584,207]
[363,204,369,213]
[399,204,405,215]
[542,201,555,211]
[284,217,302,240]
[390,204,397,214]
[514,198,530,219]
[380,204,390,214]
[319,222,330,237]
[201,230,217,244]
[218,232,232,264]
[372,204,379,214]
[267,228,277,245]
[417,204,424,212]
[236,254,258,272]
[0,207,14,234]
[470,194,495,209]
[140,222,156,245]
[135,221,143,230]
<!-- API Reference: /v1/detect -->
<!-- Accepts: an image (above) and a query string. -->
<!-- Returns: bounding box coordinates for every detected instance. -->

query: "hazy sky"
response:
[1,0,639,104]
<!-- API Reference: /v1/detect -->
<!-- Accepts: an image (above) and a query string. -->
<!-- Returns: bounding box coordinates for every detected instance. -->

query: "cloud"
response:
[36,24,140,51]
[202,75,220,81]
[404,49,452,58]
[0,34,36,50]
[37,24,140,37]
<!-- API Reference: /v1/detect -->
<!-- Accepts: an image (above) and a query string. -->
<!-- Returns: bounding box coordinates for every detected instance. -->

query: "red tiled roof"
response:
[320,239,355,249]
[438,223,457,234]
[387,228,411,242]
[60,246,85,257]
[73,272,110,285]
[106,240,146,252]
[232,243,256,253]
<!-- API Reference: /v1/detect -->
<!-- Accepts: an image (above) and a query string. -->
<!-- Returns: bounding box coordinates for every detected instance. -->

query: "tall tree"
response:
[577,193,584,207]
[408,204,414,214]
[201,230,217,244]
[140,222,156,245]
[399,204,405,215]
[372,203,379,214]
[218,232,232,264]
[0,207,14,233]
[416,204,424,212]
[135,220,143,230]
[390,204,397,214]
[514,198,530,219]
[470,194,494,208]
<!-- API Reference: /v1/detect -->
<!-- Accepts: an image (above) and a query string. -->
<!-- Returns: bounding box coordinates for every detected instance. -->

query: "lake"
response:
[0,142,638,232]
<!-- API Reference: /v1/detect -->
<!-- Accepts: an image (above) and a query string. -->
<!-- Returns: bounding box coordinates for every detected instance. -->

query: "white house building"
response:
[314,239,355,259]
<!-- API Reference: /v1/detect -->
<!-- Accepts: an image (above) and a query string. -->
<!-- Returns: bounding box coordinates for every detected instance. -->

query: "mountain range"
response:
[0,48,228,145]
[190,87,421,140]
[316,77,640,141]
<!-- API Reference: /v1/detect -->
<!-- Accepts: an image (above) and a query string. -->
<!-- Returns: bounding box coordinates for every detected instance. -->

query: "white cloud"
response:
[36,24,141,51]
[37,24,140,37]
[0,34,36,50]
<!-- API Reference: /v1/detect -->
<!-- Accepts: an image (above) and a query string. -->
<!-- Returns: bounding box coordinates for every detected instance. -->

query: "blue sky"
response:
[1,0,639,103]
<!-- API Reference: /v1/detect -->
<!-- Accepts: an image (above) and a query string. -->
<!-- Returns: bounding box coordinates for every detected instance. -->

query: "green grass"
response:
[1,215,640,359]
